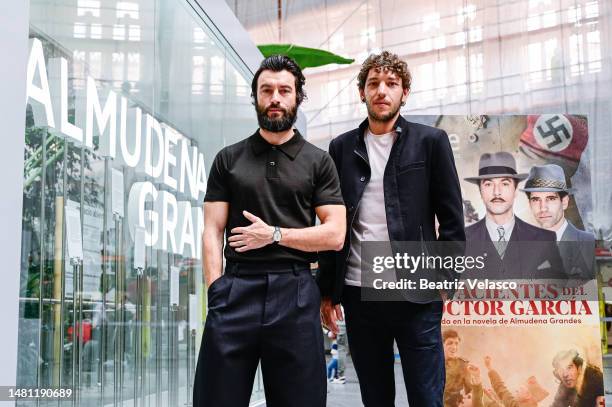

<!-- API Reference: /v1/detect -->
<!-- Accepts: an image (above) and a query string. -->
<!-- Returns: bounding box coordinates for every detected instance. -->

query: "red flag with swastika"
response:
[520,114,588,163]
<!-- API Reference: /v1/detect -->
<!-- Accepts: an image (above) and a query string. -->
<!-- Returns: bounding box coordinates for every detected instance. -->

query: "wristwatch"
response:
[272,226,282,244]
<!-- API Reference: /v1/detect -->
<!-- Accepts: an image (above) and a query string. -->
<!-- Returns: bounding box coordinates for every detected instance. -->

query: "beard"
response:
[256,102,298,132]
[365,98,402,123]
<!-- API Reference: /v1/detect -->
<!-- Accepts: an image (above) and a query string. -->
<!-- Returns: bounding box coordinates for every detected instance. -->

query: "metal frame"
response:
[0,0,29,402]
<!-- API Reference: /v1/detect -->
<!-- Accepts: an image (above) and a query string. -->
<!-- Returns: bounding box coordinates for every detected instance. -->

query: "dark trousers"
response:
[342,285,445,407]
[193,262,326,407]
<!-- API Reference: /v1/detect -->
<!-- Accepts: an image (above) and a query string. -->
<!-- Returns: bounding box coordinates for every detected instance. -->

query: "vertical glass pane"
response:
[22,1,256,406]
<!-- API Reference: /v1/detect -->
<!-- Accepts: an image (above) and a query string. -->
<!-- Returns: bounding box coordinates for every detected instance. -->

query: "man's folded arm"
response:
[279,204,346,252]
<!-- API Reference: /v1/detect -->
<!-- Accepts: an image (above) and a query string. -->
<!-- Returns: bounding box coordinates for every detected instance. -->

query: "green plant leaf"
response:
[257,44,354,69]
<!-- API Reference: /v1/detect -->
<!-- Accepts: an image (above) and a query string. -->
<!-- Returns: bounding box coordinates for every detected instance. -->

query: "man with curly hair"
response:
[318,51,465,406]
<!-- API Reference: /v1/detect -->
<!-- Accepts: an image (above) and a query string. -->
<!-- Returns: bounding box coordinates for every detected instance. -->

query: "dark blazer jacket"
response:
[317,115,465,304]
[464,216,565,280]
[561,221,594,242]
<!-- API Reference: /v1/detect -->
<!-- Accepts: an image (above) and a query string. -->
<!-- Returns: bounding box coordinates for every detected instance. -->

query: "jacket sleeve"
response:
[430,130,465,291]
[488,370,520,407]
[471,383,484,407]
[317,137,342,300]
[431,130,465,242]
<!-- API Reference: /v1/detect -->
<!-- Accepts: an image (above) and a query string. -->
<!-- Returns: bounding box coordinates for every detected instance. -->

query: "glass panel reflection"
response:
[20,0,258,405]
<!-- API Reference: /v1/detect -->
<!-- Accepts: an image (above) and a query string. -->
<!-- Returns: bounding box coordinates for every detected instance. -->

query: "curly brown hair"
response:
[357,51,412,92]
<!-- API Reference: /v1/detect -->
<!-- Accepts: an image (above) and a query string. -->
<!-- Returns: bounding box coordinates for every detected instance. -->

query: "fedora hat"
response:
[520,164,575,194]
[464,152,528,184]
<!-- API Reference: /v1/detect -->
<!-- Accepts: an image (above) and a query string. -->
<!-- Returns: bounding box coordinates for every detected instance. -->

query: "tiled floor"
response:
[326,357,407,407]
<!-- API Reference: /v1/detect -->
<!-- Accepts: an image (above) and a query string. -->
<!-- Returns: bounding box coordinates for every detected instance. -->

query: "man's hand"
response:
[484,356,492,371]
[228,211,274,252]
[320,297,343,334]
[467,364,482,385]
[483,388,499,403]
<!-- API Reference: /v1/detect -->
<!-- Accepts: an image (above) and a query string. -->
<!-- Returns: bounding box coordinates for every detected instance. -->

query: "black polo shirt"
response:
[204,129,344,264]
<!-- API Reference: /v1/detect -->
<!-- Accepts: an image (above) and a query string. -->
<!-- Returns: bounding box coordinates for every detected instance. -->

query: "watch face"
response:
[273,230,281,242]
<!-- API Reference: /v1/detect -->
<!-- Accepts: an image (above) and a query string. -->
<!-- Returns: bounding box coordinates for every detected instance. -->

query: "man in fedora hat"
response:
[464,152,564,280]
[522,164,595,279]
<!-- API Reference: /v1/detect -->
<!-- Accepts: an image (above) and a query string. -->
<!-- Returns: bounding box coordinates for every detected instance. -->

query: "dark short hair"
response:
[526,191,568,199]
[251,55,306,106]
[443,329,460,343]
[357,51,412,92]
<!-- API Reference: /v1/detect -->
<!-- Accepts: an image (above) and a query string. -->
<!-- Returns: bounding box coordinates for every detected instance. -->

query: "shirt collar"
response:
[356,115,407,161]
[555,219,568,241]
[250,128,305,159]
[358,114,407,140]
[485,215,516,241]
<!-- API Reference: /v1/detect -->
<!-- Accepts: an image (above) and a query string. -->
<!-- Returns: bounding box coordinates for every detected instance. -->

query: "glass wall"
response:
[227,0,612,240]
[19,0,261,405]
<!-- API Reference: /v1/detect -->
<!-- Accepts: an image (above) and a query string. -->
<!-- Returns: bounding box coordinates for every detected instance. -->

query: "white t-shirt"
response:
[345,129,396,286]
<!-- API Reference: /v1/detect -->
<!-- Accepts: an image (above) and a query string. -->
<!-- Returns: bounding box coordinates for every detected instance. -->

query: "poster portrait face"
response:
[479,178,517,217]
[555,356,580,389]
[528,192,569,230]
[443,336,460,358]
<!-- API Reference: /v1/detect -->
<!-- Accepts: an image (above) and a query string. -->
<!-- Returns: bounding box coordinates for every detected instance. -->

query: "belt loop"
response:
[292,264,300,276]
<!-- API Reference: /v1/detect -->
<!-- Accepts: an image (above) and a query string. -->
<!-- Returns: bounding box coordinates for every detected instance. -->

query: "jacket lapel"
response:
[502,216,524,275]
[508,217,522,242]
[353,118,369,164]
[477,219,491,242]
[561,221,579,241]
[353,115,410,164]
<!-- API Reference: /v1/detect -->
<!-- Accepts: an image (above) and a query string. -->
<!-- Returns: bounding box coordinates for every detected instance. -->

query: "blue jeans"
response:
[327,358,338,379]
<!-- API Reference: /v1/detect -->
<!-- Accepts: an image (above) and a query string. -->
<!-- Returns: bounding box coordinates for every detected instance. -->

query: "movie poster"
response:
[423,115,603,407]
